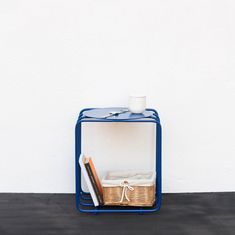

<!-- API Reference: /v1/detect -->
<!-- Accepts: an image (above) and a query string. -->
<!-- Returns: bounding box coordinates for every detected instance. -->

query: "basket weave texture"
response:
[103,184,155,207]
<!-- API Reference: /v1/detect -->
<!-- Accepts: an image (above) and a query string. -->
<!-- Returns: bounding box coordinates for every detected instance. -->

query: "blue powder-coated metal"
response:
[75,108,162,213]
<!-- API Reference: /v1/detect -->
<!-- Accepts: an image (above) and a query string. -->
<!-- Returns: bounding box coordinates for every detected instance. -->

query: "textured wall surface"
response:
[0,0,234,193]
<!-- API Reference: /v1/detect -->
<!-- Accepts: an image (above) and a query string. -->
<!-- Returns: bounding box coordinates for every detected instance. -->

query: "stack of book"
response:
[79,154,103,207]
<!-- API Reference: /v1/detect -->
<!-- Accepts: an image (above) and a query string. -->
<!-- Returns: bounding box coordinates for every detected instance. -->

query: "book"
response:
[89,158,103,198]
[79,154,99,207]
[84,158,103,205]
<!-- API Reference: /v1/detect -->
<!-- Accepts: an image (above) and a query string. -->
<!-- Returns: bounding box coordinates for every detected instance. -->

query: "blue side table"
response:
[75,108,162,213]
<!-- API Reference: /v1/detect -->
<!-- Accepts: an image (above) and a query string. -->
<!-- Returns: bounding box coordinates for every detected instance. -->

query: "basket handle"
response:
[119,181,134,203]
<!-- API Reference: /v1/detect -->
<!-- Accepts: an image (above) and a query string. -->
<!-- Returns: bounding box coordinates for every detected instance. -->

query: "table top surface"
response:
[82,107,155,120]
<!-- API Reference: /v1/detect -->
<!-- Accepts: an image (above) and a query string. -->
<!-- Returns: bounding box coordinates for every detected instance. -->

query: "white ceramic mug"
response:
[128,94,146,113]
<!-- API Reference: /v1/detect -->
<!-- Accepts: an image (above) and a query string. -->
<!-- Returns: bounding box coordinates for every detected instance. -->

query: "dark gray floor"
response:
[0,193,234,235]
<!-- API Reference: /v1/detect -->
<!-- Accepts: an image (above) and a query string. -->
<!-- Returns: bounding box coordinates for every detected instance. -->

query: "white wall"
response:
[0,0,235,193]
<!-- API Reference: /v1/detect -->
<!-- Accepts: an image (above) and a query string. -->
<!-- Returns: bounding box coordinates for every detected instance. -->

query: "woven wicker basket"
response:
[102,171,156,207]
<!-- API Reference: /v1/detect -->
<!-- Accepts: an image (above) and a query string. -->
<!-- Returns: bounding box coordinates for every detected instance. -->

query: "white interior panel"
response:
[81,122,156,192]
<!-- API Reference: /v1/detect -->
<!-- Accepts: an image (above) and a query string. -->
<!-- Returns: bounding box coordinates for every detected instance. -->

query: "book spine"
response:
[85,163,103,205]
[89,159,103,197]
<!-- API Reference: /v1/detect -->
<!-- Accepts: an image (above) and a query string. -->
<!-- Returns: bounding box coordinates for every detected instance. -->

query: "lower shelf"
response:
[76,192,161,213]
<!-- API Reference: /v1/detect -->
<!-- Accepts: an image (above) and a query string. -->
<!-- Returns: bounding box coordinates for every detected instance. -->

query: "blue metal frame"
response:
[75,108,162,213]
